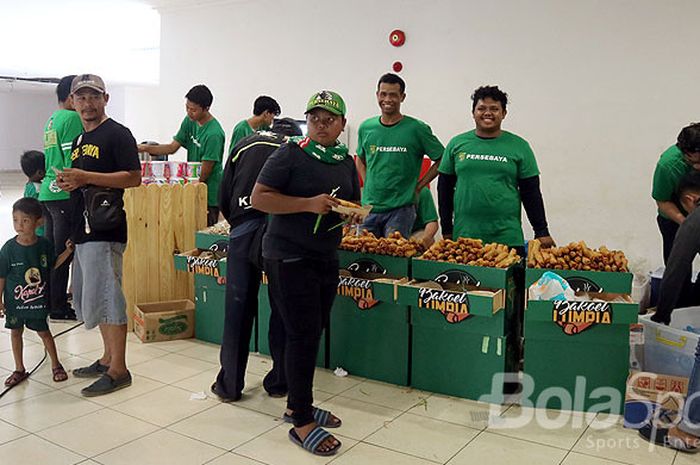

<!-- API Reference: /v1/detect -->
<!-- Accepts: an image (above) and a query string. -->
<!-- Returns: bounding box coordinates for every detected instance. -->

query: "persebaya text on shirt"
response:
[370,145,408,154]
[72,143,100,161]
[457,153,509,163]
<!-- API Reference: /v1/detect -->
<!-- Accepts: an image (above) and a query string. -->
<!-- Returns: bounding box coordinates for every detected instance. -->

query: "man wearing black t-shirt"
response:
[56,74,141,397]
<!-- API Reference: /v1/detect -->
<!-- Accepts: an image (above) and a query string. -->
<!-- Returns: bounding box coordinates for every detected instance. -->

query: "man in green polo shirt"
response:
[356,73,444,238]
[438,85,555,250]
[138,85,225,226]
[39,75,83,321]
[228,95,280,154]
[652,123,700,263]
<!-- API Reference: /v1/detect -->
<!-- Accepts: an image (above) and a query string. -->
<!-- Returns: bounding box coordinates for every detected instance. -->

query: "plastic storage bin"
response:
[640,307,700,378]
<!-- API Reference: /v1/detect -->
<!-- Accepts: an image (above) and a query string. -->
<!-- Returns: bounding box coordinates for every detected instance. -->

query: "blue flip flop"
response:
[639,423,700,453]
[288,426,341,456]
[282,407,342,428]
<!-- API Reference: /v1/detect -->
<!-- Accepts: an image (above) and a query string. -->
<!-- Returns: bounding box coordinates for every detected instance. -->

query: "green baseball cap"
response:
[305,90,346,116]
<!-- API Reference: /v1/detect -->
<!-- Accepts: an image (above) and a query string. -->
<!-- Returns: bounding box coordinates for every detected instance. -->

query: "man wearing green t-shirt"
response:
[138,85,225,226]
[411,187,439,249]
[652,123,700,263]
[357,73,444,238]
[228,95,280,154]
[438,85,555,251]
[39,75,82,321]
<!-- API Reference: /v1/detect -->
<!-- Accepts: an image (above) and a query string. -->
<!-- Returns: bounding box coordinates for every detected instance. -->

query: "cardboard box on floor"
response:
[623,370,689,429]
[133,299,195,343]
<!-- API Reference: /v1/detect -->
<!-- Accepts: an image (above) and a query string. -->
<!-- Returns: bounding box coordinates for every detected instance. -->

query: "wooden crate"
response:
[122,183,207,327]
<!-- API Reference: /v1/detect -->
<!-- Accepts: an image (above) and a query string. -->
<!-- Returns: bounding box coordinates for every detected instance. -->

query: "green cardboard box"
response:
[329,251,412,385]
[407,259,519,401]
[174,249,226,279]
[524,294,638,413]
[195,231,229,252]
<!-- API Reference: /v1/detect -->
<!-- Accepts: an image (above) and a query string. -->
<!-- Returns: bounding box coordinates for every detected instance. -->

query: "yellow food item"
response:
[339,230,424,258]
[526,239,629,272]
[420,237,521,268]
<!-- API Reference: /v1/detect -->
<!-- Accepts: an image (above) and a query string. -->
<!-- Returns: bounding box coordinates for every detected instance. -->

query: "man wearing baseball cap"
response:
[56,73,141,397]
[251,90,361,456]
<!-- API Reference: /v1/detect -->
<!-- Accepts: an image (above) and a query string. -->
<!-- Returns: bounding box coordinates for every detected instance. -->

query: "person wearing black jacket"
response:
[211,118,302,402]
[652,172,700,325]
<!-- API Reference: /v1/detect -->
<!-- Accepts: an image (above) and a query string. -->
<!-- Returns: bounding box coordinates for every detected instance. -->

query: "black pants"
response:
[44,199,74,316]
[265,256,338,427]
[656,215,700,308]
[215,227,286,398]
[657,215,680,264]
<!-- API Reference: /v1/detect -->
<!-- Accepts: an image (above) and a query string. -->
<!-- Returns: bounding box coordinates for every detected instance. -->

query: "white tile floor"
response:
[0,171,690,464]
[0,322,690,465]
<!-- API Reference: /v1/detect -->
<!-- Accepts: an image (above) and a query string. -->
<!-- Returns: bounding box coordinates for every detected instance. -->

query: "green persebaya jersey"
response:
[23,182,45,237]
[412,187,438,233]
[439,130,540,247]
[40,109,83,201]
[228,119,254,155]
[174,116,225,206]
[652,145,691,218]
[357,116,444,212]
[0,237,54,320]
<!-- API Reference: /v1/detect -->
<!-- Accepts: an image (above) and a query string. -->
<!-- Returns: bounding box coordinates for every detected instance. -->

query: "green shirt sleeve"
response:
[356,124,367,161]
[652,163,675,201]
[173,117,190,147]
[46,240,55,270]
[518,140,540,179]
[201,132,225,163]
[438,139,455,175]
[61,113,83,167]
[414,187,438,229]
[418,122,445,161]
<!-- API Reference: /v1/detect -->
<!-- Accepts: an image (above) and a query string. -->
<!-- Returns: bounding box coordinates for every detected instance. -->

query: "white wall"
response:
[0,81,56,172]
[146,0,700,271]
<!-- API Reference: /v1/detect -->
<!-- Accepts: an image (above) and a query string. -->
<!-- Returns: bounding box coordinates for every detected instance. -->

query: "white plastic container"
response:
[640,307,700,378]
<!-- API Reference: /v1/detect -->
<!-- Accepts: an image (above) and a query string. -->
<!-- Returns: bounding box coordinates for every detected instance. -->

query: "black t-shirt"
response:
[220,131,285,228]
[257,142,361,260]
[70,118,140,244]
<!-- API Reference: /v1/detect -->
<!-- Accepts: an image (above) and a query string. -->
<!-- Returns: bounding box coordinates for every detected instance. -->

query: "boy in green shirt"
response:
[0,198,67,387]
[357,73,444,238]
[652,123,700,263]
[20,150,45,237]
[138,85,225,225]
[228,95,280,154]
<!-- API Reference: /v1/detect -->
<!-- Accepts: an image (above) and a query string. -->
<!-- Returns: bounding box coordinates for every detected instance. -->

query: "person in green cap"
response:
[438,85,555,252]
[138,85,225,226]
[252,90,361,457]
[227,95,281,154]
[356,73,444,238]
[39,74,83,321]
[652,122,700,263]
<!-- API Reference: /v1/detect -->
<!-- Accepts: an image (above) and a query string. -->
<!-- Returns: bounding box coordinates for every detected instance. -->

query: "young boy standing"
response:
[20,150,46,237]
[0,198,67,387]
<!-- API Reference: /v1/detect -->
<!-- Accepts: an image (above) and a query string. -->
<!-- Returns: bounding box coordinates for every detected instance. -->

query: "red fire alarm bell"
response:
[389,29,405,47]
[392,61,403,72]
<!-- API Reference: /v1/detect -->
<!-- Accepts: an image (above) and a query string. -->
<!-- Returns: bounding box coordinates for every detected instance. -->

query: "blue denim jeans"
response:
[360,205,416,238]
[680,339,700,436]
